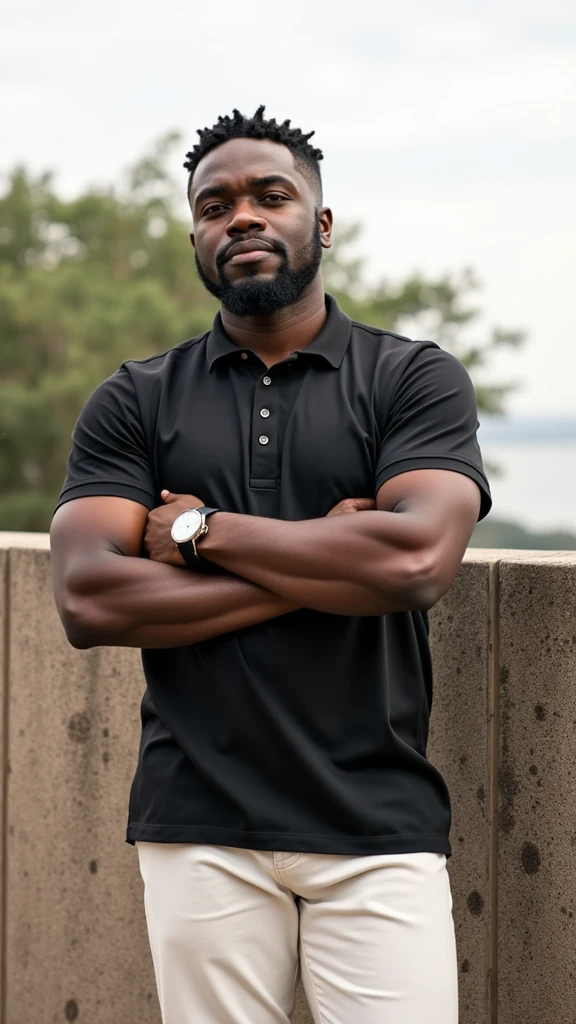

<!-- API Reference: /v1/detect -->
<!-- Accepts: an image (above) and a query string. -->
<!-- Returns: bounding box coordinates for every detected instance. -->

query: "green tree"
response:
[0,134,523,531]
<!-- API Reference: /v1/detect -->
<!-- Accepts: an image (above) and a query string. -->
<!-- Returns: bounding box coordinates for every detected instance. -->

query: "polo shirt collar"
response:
[207,294,351,371]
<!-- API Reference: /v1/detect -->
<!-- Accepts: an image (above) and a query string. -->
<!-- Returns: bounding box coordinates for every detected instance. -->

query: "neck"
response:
[219,278,327,368]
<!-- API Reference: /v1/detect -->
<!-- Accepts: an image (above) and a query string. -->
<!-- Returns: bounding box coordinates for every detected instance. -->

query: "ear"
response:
[318,207,333,250]
[189,231,195,250]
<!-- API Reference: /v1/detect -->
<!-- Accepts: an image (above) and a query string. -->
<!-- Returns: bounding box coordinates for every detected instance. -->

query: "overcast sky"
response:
[3,0,575,414]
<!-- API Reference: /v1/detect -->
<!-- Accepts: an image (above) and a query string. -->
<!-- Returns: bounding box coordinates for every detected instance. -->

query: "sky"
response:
[2,0,575,415]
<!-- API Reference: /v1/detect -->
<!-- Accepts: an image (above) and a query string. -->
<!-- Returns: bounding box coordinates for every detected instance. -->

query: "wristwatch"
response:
[171,506,220,571]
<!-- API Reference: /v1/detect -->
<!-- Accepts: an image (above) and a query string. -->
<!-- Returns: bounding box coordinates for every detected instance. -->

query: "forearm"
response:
[58,552,297,649]
[200,510,435,615]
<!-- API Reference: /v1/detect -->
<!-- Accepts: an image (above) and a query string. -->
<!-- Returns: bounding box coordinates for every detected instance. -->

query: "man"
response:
[51,105,491,1024]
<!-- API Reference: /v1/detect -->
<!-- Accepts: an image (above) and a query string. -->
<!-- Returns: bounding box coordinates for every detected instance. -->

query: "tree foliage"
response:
[0,133,523,531]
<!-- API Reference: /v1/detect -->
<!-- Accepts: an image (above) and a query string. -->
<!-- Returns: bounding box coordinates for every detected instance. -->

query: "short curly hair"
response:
[184,105,324,202]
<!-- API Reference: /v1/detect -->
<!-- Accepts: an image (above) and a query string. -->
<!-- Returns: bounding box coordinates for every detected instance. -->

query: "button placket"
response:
[250,373,277,487]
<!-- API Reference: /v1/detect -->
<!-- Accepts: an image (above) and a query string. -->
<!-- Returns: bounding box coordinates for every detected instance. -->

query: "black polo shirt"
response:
[57,295,491,855]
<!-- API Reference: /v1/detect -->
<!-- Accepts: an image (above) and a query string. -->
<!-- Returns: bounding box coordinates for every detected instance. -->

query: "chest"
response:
[152,358,384,519]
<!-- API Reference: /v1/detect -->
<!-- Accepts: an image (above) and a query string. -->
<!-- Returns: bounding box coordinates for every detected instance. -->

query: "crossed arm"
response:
[51,469,480,650]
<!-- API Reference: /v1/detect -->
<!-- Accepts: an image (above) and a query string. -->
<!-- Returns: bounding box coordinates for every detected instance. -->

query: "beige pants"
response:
[137,843,458,1024]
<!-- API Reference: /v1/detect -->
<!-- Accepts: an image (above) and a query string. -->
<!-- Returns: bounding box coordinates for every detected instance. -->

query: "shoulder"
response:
[76,332,210,433]
[350,318,435,364]
[120,331,210,383]
[350,319,419,347]
[95,332,210,414]
[349,319,471,391]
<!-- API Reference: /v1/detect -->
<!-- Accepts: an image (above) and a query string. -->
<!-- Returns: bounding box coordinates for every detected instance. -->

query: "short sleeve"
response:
[56,367,157,512]
[376,344,492,521]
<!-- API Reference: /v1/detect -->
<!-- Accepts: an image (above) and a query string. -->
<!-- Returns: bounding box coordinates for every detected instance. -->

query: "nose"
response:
[226,200,267,237]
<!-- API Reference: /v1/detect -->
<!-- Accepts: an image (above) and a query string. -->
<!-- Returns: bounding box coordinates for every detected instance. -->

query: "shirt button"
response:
[258,435,269,445]
[240,352,248,360]
[260,408,270,418]
[262,376,272,385]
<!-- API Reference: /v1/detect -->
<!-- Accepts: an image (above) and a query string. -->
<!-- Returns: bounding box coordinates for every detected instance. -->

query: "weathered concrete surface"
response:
[4,542,159,1023]
[497,553,576,1024]
[429,553,500,1024]
[0,533,50,550]
[0,549,7,1019]
[1,535,575,1024]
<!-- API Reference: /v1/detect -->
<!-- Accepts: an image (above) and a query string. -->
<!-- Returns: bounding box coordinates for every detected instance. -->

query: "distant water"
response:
[480,441,576,533]
[479,416,576,444]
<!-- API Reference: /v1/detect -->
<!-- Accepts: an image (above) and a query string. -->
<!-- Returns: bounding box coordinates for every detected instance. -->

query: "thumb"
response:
[354,498,376,510]
[161,490,180,504]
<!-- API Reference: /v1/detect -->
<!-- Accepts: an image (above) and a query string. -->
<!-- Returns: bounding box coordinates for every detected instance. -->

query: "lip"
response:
[227,250,276,265]
[224,239,276,263]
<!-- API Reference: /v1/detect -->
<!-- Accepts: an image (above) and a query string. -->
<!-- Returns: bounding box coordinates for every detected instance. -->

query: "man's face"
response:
[190,137,332,316]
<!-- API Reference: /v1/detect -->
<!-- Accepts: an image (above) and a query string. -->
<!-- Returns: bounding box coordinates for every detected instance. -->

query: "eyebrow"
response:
[194,175,297,208]
[247,175,296,190]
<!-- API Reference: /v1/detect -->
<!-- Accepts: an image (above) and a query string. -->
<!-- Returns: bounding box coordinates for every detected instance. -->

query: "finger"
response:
[353,498,376,510]
[161,490,180,503]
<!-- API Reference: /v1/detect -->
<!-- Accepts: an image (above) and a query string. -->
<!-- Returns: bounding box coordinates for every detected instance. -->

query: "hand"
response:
[326,497,376,516]
[145,490,204,566]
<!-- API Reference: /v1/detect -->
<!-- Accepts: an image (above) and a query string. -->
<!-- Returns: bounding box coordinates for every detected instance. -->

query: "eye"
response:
[262,192,289,204]
[203,203,227,217]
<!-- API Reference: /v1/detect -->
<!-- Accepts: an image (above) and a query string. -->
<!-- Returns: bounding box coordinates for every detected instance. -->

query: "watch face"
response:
[171,508,202,544]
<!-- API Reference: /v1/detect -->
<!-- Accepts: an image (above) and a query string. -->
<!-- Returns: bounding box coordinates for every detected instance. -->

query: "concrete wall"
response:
[428,553,500,1022]
[497,554,576,1024]
[1,535,575,1024]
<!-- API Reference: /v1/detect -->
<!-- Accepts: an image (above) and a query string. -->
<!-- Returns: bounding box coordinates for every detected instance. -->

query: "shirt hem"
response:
[375,454,491,520]
[126,822,451,857]
[55,482,157,513]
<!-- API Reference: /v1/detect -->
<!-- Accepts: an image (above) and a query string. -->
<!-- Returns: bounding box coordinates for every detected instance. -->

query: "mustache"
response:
[216,235,288,269]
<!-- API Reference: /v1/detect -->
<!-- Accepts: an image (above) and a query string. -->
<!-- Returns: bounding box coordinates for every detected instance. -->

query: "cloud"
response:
[1,0,575,412]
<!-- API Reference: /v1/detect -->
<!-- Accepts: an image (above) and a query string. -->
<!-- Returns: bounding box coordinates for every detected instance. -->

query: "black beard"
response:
[195,222,323,317]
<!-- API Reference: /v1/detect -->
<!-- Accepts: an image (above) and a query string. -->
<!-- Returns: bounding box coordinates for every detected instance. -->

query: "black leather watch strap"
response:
[177,542,216,571]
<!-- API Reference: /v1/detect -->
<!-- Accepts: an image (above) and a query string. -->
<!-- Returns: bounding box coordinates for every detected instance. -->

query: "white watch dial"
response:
[171,509,203,544]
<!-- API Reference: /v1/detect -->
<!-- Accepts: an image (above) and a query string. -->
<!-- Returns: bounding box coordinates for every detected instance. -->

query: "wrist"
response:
[197,511,233,561]
[171,505,223,571]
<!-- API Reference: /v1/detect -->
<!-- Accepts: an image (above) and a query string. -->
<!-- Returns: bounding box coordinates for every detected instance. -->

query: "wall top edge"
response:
[0,532,51,549]
[0,533,575,566]
[464,548,576,566]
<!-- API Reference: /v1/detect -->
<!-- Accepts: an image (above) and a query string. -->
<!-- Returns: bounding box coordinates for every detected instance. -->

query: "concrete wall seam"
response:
[488,559,501,1024]
[0,550,9,1024]
[496,555,576,1024]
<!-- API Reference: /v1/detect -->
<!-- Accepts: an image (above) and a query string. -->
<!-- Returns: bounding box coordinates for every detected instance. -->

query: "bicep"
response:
[376,345,492,522]
[51,496,150,603]
[376,469,481,592]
